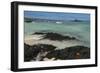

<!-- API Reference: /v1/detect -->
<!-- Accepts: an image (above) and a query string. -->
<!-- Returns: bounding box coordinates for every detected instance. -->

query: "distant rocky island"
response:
[24,17,63,23]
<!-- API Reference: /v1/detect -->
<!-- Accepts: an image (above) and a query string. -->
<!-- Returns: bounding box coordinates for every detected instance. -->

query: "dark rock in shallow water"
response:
[34,32,77,41]
[34,32,46,35]
[43,32,78,41]
[24,43,56,62]
[45,46,90,60]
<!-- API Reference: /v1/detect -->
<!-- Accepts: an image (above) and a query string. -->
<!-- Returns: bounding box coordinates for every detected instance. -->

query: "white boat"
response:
[32,21,35,23]
[56,21,62,24]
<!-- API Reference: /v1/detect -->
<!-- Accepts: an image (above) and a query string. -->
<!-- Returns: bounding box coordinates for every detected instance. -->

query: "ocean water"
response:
[24,21,90,61]
[24,21,90,45]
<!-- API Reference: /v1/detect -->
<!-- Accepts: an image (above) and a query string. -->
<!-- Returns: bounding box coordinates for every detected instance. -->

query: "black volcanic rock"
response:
[24,43,56,62]
[66,46,90,59]
[45,46,90,60]
[34,32,46,35]
[43,32,77,41]
[34,32,77,41]
[24,42,90,61]
[45,49,68,60]
[24,43,34,61]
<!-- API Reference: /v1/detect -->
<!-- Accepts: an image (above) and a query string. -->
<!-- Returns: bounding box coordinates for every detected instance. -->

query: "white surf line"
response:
[24,35,84,49]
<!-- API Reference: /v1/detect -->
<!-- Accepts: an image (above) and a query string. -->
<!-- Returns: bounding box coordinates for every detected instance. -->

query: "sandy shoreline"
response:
[24,34,86,49]
[24,35,43,40]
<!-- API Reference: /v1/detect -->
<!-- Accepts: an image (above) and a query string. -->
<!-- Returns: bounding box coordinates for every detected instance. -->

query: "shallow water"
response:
[24,21,90,47]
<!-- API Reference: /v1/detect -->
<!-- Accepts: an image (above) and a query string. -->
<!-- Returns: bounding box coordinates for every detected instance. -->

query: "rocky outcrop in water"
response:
[34,32,77,41]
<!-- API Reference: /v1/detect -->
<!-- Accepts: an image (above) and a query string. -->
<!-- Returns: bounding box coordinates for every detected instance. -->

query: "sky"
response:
[24,11,90,21]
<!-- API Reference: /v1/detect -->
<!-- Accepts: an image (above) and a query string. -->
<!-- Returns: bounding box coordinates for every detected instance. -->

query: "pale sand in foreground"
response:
[24,35,86,49]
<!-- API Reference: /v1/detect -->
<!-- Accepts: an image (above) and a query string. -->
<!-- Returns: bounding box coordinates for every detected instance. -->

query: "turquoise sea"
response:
[24,21,90,46]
